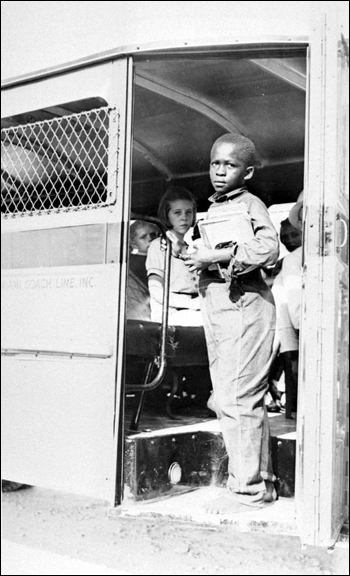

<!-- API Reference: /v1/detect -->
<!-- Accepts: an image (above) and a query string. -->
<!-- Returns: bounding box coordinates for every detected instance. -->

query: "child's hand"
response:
[182,244,214,272]
[166,230,186,257]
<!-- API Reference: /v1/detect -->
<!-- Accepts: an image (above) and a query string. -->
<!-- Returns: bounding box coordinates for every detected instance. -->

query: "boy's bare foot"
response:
[206,494,261,515]
[206,484,277,515]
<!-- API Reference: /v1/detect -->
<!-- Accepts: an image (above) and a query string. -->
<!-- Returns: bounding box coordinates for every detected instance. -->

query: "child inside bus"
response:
[126,220,160,320]
[265,214,303,413]
[272,199,303,419]
[145,187,211,412]
[129,220,160,280]
[146,187,202,326]
[130,220,160,255]
[263,217,302,288]
[182,133,279,513]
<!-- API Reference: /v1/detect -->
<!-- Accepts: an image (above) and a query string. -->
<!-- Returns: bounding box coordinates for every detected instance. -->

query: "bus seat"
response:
[125,319,209,430]
[126,270,152,321]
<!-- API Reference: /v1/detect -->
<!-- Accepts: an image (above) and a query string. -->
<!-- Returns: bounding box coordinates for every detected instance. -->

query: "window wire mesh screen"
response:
[1,106,119,218]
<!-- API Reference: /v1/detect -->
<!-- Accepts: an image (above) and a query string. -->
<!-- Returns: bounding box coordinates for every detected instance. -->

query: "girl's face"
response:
[210,142,254,196]
[167,199,194,238]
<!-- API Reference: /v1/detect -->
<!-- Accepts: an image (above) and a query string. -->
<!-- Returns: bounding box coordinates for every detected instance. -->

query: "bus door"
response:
[1,57,133,504]
[297,17,349,546]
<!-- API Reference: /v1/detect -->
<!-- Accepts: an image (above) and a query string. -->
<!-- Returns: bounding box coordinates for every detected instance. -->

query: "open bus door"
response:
[297,16,349,546]
[1,58,133,504]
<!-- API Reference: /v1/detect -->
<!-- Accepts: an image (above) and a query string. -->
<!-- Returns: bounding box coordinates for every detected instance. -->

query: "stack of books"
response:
[198,204,254,278]
[198,204,253,249]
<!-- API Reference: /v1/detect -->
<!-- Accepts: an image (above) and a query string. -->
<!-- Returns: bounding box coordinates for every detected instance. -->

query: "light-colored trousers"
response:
[199,271,276,505]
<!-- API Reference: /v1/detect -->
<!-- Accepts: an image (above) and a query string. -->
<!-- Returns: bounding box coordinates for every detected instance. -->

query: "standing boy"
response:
[184,133,279,513]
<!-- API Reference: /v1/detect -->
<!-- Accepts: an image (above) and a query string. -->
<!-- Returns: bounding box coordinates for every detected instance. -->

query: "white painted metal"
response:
[1,265,117,356]
[2,35,309,89]
[1,356,117,500]
[296,13,349,546]
[1,58,130,505]
[1,63,113,118]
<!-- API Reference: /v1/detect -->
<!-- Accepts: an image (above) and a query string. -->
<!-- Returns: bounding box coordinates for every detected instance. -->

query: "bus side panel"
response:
[1,356,116,500]
[1,57,131,505]
[1,264,117,356]
[1,263,120,499]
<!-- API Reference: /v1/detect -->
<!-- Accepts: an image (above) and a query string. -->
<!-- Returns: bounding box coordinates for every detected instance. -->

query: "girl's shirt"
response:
[146,237,199,322]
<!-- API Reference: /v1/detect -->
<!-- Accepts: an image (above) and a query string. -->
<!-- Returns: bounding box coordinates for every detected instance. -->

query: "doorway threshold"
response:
[112,486,298,537]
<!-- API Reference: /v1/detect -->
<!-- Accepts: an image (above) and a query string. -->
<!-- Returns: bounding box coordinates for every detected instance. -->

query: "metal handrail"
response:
[125,214,171,392]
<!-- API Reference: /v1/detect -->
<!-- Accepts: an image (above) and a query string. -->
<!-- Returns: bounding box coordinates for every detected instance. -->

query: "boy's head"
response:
[279,218,302,252]
[130,221,160,254]
[288,201,304,233]
[209,133,256,196]
[157,186,197,229]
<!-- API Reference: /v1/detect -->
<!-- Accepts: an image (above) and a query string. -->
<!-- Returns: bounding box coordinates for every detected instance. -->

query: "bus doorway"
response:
[122,45,306,530]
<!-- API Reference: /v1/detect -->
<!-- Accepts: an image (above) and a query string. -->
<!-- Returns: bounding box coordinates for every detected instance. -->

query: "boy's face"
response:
[209,142,254,196]
[132,224,158,254]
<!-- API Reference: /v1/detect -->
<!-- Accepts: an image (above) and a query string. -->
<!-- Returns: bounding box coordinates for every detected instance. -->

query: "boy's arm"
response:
[184,199,279,274]
[228,198,279,273]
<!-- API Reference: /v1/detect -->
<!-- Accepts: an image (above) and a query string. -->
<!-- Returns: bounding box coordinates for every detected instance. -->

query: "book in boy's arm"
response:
[198,204,254,278]
[198,204,254,249]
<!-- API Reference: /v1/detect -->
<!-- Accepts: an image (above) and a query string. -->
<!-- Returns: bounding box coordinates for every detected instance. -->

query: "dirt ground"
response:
[1,485,349,576]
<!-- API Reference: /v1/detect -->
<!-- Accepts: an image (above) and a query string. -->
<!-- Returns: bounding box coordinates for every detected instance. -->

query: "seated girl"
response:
[146,187,202,326]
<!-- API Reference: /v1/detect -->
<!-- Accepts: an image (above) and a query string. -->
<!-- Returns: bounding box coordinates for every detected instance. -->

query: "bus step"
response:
[124,430,296,502]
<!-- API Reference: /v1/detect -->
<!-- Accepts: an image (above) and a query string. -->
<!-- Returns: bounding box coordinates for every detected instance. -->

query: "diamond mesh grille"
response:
[1,106,119,217]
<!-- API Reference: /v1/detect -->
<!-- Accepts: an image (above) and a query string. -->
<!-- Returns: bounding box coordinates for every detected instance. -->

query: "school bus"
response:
[1,8,348,547]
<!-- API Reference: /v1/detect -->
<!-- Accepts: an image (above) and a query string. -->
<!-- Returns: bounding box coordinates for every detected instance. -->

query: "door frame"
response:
[296,13,349,546]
